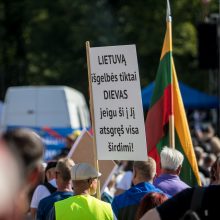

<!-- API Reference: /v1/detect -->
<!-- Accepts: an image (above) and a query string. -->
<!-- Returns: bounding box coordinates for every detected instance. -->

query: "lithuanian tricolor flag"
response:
[145,1,201,186]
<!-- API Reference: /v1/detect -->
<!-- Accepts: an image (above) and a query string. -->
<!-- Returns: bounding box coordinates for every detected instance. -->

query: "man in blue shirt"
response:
[37,158,74,220]
[112,158,168,220]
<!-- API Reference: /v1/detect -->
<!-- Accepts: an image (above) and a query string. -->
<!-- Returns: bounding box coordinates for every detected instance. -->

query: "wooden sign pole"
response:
[86,41,101,199]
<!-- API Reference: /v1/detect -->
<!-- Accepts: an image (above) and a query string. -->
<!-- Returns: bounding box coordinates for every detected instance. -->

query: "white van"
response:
[1,86,91,160]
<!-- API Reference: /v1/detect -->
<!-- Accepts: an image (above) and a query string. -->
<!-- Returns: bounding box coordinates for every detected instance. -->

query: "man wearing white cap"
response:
[53,163,113,220]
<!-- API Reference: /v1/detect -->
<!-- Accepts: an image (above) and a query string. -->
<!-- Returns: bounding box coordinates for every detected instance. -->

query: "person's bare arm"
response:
[30,208,37,220]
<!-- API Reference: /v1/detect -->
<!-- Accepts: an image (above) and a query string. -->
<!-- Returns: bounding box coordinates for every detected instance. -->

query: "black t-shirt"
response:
[157,185,220,220]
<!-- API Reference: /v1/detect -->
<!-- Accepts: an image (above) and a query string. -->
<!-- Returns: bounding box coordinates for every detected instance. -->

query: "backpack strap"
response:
[43,182,57,194]
[191,187,205,211]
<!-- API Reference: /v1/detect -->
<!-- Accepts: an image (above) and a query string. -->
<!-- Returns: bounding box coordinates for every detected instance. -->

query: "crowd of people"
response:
[190,110,220,186]
[1,119,220,220]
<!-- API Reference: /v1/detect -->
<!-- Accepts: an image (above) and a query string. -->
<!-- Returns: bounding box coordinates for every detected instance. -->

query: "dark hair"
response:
[44,160,57,183]
[1,128,44,177]
[210,157,220,184]
[45,161,57,172]
[124,161,134,172]
[136,192,168,219]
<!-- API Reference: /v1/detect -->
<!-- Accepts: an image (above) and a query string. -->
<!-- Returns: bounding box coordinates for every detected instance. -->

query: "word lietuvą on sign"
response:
[89,44,147,161]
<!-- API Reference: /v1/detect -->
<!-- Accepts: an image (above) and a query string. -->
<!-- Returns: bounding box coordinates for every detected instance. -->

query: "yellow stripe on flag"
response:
[160,22,172,60]
[172,59,201,186]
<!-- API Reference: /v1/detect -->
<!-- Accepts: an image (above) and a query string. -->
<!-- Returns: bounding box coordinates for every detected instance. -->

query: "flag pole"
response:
[167,0,175,149]
[86,41,101,199]
[169,115,175,149]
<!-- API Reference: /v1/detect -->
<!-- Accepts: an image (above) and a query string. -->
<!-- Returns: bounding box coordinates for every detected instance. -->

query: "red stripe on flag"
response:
[146,84,172,151]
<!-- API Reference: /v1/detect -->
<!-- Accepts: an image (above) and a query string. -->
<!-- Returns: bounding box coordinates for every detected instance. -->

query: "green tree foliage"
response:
[0,0,218,100]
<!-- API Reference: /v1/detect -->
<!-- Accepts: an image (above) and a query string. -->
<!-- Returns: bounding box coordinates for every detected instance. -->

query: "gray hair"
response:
[160,146,184,171]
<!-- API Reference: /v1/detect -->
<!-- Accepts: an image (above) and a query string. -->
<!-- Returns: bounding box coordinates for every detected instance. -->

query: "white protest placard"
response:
[88,44,147,160]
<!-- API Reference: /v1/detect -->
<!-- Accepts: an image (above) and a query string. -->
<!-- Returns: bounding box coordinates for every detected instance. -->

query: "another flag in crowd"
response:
[145,0,201,186]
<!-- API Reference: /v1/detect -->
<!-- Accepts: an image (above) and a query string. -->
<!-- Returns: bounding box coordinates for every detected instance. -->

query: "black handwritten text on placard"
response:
[103,90,128,100]
[90,45,147,158]
[100,107,136,120]
[98,54,127,66]
[99,125,139,137]
[108,142,134,152]
[91,72,137,85]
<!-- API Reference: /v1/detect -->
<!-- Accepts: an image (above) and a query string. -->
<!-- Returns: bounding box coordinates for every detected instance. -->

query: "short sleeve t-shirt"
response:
[31,179,57,208]
[116,171,133,190]
[31,185,51,209]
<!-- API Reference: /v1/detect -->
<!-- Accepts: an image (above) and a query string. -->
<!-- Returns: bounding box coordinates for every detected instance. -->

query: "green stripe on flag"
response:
[150,52,172,107]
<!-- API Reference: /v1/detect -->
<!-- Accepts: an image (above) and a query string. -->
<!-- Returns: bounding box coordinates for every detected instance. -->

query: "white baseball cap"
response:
[71,163,101,180]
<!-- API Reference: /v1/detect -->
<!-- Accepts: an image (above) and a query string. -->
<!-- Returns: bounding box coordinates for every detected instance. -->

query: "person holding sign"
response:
[112,158,168,220]
[53,163,113,220]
